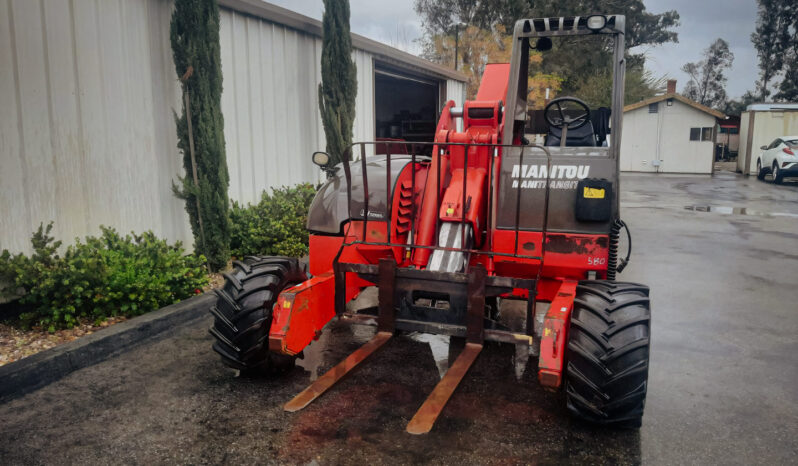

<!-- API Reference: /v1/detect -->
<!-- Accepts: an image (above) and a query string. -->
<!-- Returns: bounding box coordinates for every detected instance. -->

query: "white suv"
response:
[757,136,798,184]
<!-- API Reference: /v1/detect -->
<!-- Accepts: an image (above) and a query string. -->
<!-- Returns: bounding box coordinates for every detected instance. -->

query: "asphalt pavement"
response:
[0,170,796,465]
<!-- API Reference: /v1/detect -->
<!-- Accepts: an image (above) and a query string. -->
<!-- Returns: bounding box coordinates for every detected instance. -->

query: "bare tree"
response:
[681,39,734,109]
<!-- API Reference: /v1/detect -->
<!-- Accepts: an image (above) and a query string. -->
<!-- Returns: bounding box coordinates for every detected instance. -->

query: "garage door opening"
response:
[375,67,440,155]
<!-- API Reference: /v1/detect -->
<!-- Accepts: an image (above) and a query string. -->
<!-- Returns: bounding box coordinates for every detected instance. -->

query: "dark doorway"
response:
[375,68,439,151]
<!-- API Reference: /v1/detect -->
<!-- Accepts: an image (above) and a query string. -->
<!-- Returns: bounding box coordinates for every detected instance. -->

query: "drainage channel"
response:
[684,205,798,218]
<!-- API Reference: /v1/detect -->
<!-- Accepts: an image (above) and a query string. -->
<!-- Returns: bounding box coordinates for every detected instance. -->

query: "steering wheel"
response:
[544,97,591,130]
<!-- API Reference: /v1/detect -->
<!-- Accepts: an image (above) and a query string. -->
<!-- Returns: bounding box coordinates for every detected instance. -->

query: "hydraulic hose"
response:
[607,219,632,280]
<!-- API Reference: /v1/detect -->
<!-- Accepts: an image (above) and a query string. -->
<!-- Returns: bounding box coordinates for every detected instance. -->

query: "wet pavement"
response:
[1,171,797,465]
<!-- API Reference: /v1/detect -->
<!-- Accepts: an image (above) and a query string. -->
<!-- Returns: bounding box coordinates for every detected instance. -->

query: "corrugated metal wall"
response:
[445,79,466,106]
[445,79,466,131]
[1,0,461,254]
[219,8,375,205]
[0,0,189,255]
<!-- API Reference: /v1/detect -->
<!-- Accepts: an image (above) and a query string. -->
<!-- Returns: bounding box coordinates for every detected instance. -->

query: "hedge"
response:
[0,223,208,331]
[229,184,317,258]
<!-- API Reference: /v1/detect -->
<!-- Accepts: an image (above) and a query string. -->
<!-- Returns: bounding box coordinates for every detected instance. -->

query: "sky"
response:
[266,0,760,100]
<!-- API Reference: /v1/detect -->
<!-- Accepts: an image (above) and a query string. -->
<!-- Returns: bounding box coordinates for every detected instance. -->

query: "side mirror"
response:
[760,145,767,150]
[535,37,552,52]
[312,151,330,167]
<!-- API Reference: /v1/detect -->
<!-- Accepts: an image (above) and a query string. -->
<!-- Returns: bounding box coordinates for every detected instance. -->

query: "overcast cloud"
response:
[266,0,760,100]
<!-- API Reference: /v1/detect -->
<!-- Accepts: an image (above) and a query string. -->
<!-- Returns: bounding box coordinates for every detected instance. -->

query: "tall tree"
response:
[415,0,678,103]
[751,0,786,100]
[723,90,758,117]
[415,0,530,36]
[415,0,680,66]
[318,0,357,173]
[681,39,734,109]
[424,23,562,102]
[772,1,798,101]
[574,67,665,109]
[171,0,230,271]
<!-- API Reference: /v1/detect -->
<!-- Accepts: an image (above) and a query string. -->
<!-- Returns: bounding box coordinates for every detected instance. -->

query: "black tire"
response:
[565,281,651,427]
[209,256,307,375]
[772,161,784,184]
[756,159,766,180]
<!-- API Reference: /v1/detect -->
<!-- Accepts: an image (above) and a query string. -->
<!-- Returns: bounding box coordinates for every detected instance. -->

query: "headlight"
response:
[312,151,330,167]
[586,15,607,31]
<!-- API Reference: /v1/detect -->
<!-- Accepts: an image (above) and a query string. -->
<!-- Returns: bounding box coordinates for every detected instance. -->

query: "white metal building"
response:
[0,0,467,254]
[620,82,725,174]
[737,103,798,175]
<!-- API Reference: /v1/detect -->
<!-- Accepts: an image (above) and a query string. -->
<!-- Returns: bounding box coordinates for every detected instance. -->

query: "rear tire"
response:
[209,256,307,375]
[756,159,766,180]
[565,281,651,427]
[772,161,784,184]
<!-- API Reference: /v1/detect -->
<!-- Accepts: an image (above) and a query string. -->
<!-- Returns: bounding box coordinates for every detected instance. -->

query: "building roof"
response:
[745,103,798,111]
[218,0,468,83]
[624,93,726,119]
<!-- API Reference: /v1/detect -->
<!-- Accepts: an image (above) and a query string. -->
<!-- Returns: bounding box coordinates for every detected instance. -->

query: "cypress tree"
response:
[170,0,231,271]
[319,0,358,172]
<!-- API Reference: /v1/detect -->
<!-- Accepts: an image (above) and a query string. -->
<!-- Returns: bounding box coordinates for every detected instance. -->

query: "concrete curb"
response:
[0,292,216,403]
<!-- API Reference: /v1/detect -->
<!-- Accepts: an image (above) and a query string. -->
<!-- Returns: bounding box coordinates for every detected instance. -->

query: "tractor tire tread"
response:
[565,280,651,427]
[209,256,306,374]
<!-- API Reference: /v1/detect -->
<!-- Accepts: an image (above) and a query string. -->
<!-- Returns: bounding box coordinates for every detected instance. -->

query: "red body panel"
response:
[270,273,336,355]
[413,101,456,267]
[439,168,488,244]
[308,234,342,276]
[538,280,578,388]
[475,63,510,101]
[491,230,609,280]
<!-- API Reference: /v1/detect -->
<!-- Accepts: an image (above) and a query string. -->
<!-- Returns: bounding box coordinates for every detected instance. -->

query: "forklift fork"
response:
[284,258,486,435]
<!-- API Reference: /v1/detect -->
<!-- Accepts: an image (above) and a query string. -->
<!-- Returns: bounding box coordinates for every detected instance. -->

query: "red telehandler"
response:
[210,14,650,433]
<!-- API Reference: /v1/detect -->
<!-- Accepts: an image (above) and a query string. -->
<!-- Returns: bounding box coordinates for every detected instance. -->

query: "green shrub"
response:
[0,223,208,331]
[229,183,317,258]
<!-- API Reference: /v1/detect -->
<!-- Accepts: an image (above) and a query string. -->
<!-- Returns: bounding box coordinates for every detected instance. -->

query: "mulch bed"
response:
[0,270,227,368]
[0,317,128,367]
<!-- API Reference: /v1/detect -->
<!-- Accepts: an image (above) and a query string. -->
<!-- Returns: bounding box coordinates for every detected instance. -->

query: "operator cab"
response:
[529,97,611,147]
[520,29,614,149]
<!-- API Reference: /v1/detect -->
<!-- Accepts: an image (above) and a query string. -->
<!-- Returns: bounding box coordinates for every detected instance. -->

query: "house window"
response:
[648,103,658,113]
[701,127,713,141]
[689,128,701,141]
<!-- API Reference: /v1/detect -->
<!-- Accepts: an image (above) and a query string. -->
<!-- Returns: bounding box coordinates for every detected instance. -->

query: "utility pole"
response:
[454,24,459,71]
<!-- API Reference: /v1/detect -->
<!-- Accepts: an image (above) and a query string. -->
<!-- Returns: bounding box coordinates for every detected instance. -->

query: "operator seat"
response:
[545,122,596,147]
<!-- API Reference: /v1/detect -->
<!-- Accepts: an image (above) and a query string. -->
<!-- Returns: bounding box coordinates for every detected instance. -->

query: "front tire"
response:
[565,281,651,427]
[209,256,307,375]
[757,159,766,180]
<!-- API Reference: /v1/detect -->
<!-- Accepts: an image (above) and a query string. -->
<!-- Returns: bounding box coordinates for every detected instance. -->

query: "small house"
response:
[621,80,725,174]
